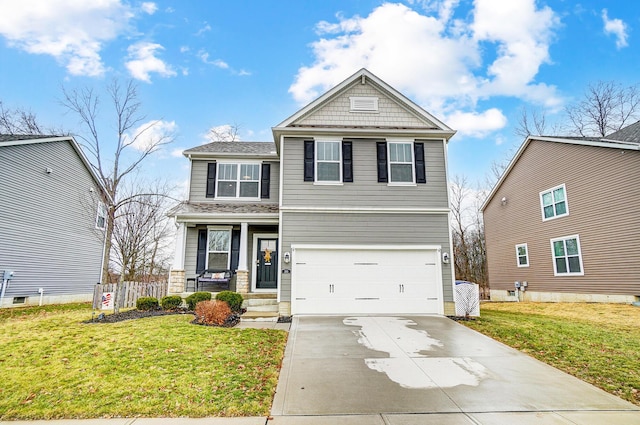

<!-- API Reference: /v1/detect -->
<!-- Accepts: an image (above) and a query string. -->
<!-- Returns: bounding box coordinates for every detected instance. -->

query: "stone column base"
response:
[278,301,291,316]
[169,269,185,294]
[235,270,249,294]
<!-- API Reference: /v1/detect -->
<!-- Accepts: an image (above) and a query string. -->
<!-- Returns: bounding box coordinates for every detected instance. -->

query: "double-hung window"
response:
[551,235,583,276]
[217,163,260,198]
[516,243,529,267]
[316,141,341,182]
[388,142,414,183]
[96,201,107,230]
[207,228,231,269]
[540,184,568,221]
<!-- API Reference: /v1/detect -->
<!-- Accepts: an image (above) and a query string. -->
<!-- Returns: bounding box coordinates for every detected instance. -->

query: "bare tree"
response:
[450,176,489,298]
[61,79,174,283]
[207,123,241,142]
[111,178,174,283]
[566,81,640,137]
[0,101,46,135]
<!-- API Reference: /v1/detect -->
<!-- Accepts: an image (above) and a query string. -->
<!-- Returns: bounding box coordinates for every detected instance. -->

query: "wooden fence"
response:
[93,281,168,310]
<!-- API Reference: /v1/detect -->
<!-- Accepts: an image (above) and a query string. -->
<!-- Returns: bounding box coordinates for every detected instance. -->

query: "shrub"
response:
[194,300,232,326]
[161,295,183,310]
[185,292,212,310]
[136,297,159,311]
[215,291,244,313]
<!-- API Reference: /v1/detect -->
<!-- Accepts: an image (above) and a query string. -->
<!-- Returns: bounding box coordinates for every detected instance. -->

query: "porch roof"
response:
[168,201,279,223]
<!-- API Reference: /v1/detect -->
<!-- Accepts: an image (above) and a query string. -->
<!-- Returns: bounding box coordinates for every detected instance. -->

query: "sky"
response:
[0,0,638,196]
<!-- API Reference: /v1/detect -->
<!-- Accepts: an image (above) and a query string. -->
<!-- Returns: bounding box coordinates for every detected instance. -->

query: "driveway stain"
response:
[344,316,488,389]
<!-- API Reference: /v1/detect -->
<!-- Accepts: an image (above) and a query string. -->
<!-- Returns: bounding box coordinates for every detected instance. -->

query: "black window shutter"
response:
[196,229,208,273]
[205,162,217,198]
[261,163,271,199]
[376,141,388,183]
[230,229,241,272]
[414,142,426,184]
[342,141,353,183]
[304,140,314,181]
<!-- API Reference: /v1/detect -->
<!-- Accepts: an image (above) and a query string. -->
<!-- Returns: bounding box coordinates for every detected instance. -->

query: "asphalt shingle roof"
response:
[0,134,60,143]
[168,201,279,216]
[183,141,277,155]
[606,120,640,144]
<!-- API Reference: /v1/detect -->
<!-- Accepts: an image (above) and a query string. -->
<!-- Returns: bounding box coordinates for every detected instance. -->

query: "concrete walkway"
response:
[3,316,640,425]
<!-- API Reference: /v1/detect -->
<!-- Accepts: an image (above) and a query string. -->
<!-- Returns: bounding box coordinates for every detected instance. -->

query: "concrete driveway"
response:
[271,315,640,424]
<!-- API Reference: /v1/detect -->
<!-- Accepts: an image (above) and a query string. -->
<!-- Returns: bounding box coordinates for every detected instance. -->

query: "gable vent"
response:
[350,96,379,112]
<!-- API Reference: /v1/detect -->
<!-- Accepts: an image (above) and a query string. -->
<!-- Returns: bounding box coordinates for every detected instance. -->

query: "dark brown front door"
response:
[256,238,278,289]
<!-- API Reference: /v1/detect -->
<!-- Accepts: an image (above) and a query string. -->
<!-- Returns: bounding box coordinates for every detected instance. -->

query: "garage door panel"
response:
[293,247,442,315]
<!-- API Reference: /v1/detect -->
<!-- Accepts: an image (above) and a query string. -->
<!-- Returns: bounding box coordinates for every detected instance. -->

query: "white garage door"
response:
[292,246,442,315]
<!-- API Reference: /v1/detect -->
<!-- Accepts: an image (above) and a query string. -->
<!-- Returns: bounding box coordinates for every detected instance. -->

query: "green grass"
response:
[462,302,640,406]
[0,303,288,419]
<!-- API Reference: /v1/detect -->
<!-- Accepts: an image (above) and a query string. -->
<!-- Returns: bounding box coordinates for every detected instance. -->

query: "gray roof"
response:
[168,201,279,216]
[183,141,277,156]
[605,120,640,144]
[0,134,61,143]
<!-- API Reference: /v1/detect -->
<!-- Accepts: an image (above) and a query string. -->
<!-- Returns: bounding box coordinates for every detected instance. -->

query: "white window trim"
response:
[550,234,584,276]
[95,201,107,230]
[314,139,343,185]
[215,161,261,200]
[516,243,529,268]
[205,226,232,270]
[387,139,416,186]
[540,183,569,222]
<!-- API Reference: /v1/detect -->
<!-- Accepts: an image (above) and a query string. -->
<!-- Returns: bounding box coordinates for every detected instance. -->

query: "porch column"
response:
[236,222,249,294]
[169,222,187,294]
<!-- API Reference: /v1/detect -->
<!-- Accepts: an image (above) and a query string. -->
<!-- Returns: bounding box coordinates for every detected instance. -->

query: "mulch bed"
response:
[85,308,193,324]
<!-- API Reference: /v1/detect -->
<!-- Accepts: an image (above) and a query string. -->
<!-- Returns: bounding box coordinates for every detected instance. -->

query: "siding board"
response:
[484,140,640,296]
[0,140,105,301]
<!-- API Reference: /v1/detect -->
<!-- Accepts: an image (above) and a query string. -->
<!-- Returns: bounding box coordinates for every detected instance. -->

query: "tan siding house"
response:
[482,126,640,303]
[168,69,458,317]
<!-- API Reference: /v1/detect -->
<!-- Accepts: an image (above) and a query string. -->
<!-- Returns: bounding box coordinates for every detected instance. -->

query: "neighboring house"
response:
[168,68,457,316]
[0,135,110,308]
[481,121,640,303]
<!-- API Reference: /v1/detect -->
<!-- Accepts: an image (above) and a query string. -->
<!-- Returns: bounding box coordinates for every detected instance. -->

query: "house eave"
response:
[272,126,456,144]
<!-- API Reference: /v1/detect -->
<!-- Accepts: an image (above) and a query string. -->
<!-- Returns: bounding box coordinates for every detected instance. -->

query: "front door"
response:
[256,238,278,290]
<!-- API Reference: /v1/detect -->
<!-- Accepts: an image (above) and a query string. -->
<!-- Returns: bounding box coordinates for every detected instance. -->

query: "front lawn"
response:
[462,302,640,406]
[0,303,288,419]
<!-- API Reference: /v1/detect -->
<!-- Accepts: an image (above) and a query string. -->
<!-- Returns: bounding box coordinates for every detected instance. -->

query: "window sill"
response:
[387,182,417,187]
[214,197,262,201]
[313,182,344,186]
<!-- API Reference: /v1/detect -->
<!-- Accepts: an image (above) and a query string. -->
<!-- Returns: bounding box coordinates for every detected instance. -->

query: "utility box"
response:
[3,270,14,280]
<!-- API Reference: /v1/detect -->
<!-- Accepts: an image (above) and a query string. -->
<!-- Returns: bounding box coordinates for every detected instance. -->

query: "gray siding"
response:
[0,140,105,301]
[189,159,280,203]
[281,137,449,209]
[484,140,640,296]
[297,80,434,128]
[280,211,453,303]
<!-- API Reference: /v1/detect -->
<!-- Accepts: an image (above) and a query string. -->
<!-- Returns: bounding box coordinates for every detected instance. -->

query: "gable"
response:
[293,79,437,129]
[273,69,455,144]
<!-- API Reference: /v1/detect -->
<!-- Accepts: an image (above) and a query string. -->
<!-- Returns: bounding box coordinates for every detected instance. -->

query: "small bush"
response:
[194,300,232,326]
[185,292,212,310]
[215,291,244,313]
[136,297,159,311]
[161,295,183,310]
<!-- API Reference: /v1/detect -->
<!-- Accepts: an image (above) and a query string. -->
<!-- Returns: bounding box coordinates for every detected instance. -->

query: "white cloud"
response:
[195,23,212,36]
[289,0,562,136]
[171,148,185,158]
[141,2,157,15]
[0,0,133,76]
[126,120,177,152]
[198,51,229,69]
[445,108,507,137]
[602,9,628,49]
[125,42,177,82]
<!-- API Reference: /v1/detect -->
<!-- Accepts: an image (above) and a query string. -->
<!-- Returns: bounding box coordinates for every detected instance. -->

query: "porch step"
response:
[241,311,279,322]
[242,293,278,314]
